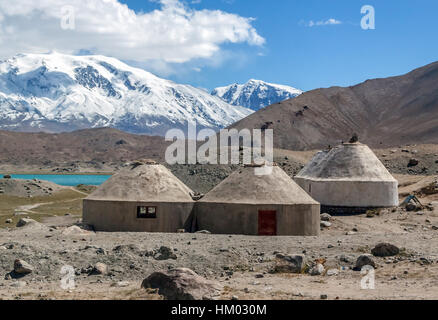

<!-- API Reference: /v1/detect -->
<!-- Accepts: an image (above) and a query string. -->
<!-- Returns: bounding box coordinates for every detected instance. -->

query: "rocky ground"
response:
[0,144,437,300]
[0,175,437,300]
[0,206,437,300]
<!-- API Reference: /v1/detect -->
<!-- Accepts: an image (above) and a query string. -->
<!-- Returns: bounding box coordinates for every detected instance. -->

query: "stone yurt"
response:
[294,141,399,213]
[194,164,320,236]
[83,161,195,232]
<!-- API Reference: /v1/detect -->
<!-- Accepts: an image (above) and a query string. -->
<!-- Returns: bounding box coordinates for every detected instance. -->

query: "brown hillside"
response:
[0,128,169,166]
[229,61,438,150]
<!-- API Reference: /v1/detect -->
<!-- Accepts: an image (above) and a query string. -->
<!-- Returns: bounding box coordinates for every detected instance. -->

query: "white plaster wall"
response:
[295,177,399,207]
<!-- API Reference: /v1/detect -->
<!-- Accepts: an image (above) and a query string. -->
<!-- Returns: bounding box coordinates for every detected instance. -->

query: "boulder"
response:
[371,243,400,257]
[354,254,376,270]
[141,268,222,300]
[274,253,307,273]
[14,259,33,275]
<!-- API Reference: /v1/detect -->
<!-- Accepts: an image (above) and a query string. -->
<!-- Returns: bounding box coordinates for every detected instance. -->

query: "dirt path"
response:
[12,188,86,215]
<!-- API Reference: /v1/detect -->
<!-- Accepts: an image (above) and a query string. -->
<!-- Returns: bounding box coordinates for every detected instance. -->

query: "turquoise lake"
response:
[6,174,111,186]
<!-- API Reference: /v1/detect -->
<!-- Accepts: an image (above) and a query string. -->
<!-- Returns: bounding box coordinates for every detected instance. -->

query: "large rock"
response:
[355,254,376,270]
[320,213,332,222]
[274,253,307,273]
[371,243,400,257]
[141,268,222,300]
[14,259,33,275]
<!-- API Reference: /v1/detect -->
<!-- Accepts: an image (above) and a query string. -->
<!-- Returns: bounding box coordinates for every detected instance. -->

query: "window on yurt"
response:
[137,206,157,219]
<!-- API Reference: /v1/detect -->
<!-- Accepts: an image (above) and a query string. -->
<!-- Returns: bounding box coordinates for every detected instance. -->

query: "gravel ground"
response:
[0,202,437,300]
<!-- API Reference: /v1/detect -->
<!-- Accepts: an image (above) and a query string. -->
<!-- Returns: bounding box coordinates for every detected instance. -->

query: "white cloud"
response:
[306,18,342,27]
[0,0,264,65]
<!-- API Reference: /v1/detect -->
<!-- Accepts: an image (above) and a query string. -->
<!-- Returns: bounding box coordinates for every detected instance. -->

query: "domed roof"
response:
[296,143,396,181]
[199,165,318,205]
[86,163,194,202]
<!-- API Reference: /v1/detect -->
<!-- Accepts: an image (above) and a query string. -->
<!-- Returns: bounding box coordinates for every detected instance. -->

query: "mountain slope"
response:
[0,52,253,135]
[0,127,169,167]
[229,61,438,150]
[211,79,302,111]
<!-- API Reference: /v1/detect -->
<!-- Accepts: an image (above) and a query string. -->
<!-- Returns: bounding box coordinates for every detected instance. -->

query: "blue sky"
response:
[1,0,437,92]
[121,0,438,91]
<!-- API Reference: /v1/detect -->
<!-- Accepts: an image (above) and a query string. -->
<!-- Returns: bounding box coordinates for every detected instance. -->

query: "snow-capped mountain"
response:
[0,52,253,135]
[211,79,303,111]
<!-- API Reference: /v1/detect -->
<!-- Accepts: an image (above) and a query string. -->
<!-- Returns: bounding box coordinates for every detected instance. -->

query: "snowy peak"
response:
[212,79,303,111]
[0,52,253,135]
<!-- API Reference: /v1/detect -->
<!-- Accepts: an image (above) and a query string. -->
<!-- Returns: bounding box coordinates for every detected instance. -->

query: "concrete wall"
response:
[194,203,320,236]
[83,199,194,232]
[294,178,399,208]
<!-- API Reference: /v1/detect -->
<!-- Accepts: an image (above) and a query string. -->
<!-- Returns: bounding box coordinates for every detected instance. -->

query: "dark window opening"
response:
[137,206,157,219]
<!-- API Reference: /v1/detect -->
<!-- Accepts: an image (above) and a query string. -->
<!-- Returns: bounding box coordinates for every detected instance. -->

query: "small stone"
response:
[5,218,12,224]
[90,262,108,275]
[255,274,264,278]
[274,254,307,273]
[154,246,177,260]
[320,213,332,221]
[355,254,376,270]
[111,281,130,288]
[320,221,332,228]
[16,218,38,228]
[195,230,211,234]
[408,159,419,167]
[320,294,328,300]
[14,259,33,274]
[406,203,417,212]
[326,269,339,276]
[371,243,400,257]
[310,264,324,276]
[10,281,27,288]
[231,295,239,300]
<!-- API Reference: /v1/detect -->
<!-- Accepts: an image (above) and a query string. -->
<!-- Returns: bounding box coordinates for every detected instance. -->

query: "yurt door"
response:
[258,210,277,236]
